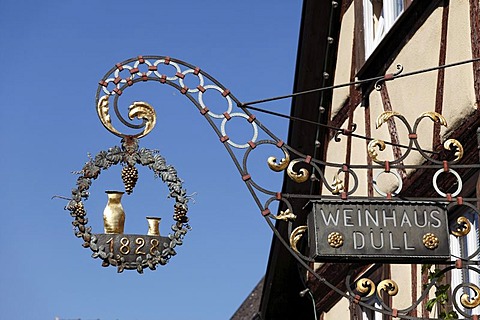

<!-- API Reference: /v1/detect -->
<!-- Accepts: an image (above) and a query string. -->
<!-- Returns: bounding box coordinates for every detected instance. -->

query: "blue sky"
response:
[0,1,301,319]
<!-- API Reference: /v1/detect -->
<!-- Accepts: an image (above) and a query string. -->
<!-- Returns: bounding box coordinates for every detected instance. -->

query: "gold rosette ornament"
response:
[423,233,439,250]
[327,232,343,248]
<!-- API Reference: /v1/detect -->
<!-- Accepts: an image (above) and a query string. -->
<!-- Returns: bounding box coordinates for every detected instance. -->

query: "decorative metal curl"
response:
[287,160,310,183]
[334,123,357,142]
[460,284,480,309]
[444,138,464,162]
[97,97,157,138]
[375,111,402,129]
[267,149,291,172]
[263,196,295,221]
[356,278,376,297]
[367,139,386,163]
[97,56,267,151]
[374,64,404,90]
[419,111,448,127]
[377,279,399,298]
[290,226,307,254]
[323,167,359,196]
[128,101,157,138]
[451,216,472,237]
[274,208,297,221]
[370,111,414,165]
[411,111,462,164]
[331,173,345,195]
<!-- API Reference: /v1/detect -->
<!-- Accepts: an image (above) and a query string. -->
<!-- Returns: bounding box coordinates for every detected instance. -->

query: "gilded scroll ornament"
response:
[420,111,448,127]
[423,233,439,250]
[451,216,471,237]
[274,209,296,221]
[356,278,376,297]
[377,280,399,297]
[460,284,480,309]
[287,160,309,183]
[97,95,122,137]
[267,150,290,172]
[367,139,386,163]
[290,226,307,254]
[128,101,157,138]
[96,96,157,138]
[331,173,344,195]
[327,232,343,248]
[376,111,401,129]
[443,138,464,162]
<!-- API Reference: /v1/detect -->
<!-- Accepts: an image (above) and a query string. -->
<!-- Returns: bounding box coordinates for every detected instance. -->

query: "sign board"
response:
[308,200,450,263]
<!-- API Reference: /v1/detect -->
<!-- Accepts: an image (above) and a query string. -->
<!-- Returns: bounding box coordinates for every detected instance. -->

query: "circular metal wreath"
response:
[66,137,190,273]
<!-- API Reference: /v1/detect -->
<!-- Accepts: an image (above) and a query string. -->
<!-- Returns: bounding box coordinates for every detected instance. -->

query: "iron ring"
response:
[198,85,233,119]
[178,69,205,93]
[220,113,258,148]
[373,170,403,197]
[432,168,462,197]
[153,59,182,81]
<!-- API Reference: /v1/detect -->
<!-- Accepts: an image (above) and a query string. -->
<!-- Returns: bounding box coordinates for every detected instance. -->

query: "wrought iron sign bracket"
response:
[62,55,480,319]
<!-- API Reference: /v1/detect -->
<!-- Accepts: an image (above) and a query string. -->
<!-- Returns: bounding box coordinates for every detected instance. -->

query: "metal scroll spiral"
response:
[367,111,465,198]
[351,277,399,302]
[368,111,464,166]
[374,64,404,91]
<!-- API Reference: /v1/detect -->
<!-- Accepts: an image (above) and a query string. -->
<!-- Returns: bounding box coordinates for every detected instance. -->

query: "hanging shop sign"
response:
[64,98,191,273]
[308,200,450,263]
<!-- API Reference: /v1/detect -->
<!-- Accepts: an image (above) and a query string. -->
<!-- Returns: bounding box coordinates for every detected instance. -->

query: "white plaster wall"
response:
[331,3,355,119]
[319,1,477,318]
[390,264,413,310]
[442,0,476,136]
[323,108,369,196]
[368,6,443,170]
[323,294,351,320]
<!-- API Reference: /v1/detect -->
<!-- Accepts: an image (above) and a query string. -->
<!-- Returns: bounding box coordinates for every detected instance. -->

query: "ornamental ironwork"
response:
[61,55,480,319]
[66,138,189,273]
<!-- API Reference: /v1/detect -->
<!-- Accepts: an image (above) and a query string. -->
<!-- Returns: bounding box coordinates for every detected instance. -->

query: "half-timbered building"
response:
[233,0,480,319]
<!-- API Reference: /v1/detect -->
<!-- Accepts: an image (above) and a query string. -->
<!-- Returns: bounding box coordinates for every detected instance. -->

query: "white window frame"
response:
[363,0,406,58]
